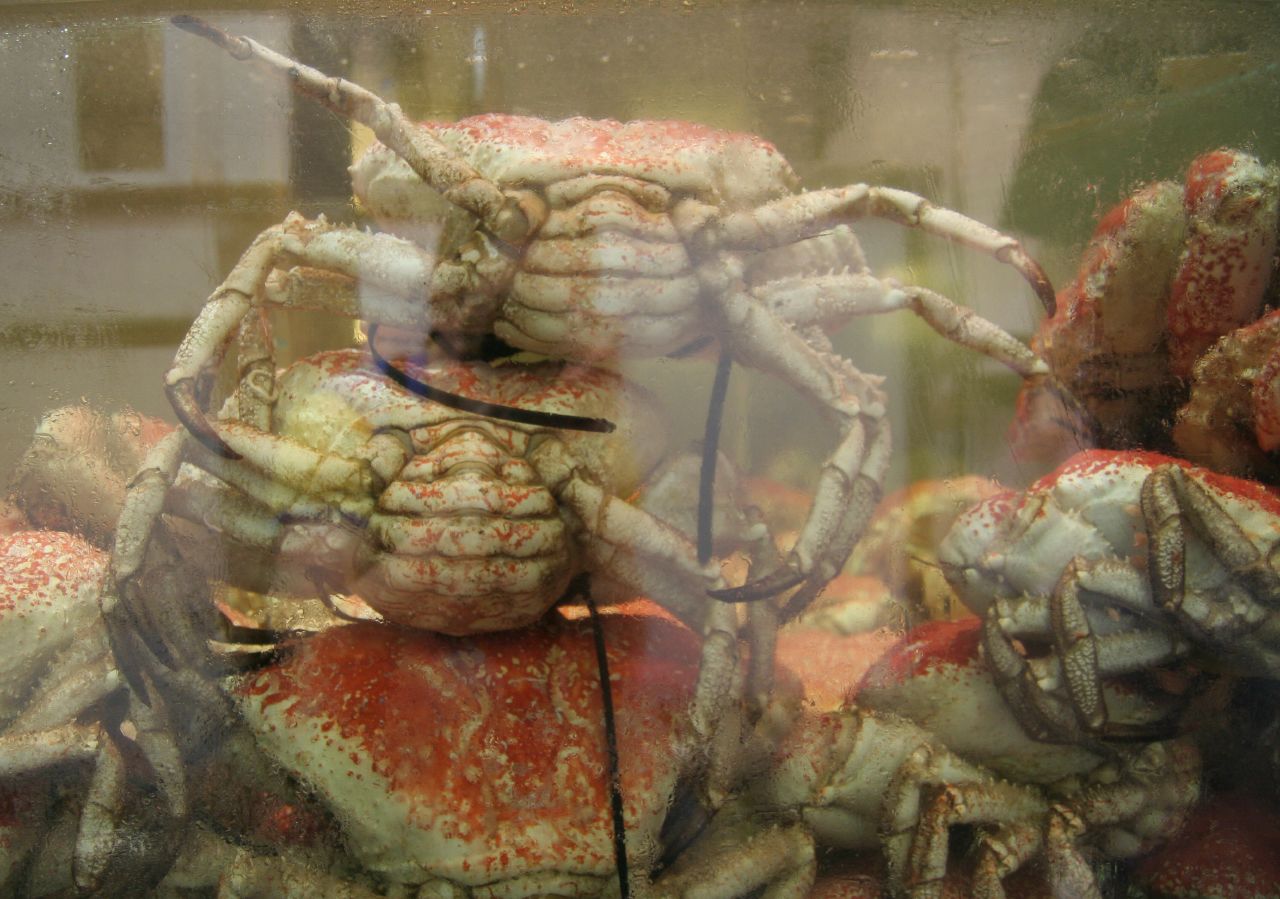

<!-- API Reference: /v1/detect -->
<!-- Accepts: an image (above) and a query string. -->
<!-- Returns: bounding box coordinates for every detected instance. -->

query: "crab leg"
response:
[531,436,722,630]
[982,591,1187,744]
[528,435,770,803]
[165,229,284,456]
[714,184,1056,314]
[1144,464,1280,641]
[162,824,384,898]
[165,215,473,458]
[174,15,537,245]
[757,274,1044,377]
[981,556,1189,742]
[706,280,893,605]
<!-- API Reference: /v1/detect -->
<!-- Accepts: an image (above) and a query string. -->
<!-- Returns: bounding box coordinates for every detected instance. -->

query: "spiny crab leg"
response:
[983,582,1188,745]
[707,286,896,608]
[169,213,611,458]
[172,15,539,245]
[711,185,1057,315]
[699,204,1045,607]
[1143,463,1280,645]
[960,739,1201,899]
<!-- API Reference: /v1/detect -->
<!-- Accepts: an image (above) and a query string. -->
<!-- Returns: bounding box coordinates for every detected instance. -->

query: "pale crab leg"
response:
[532,442,722,630]
[529,435,767,806]
[107,430,194,672]
[713,185,1057,315]
[963,741,1201,899]
[982,592,1187,744]
[166,228,283,457]
[1144,464,1280,642]
[169,213,609,455]
[0,650,187,894]
[162,824,384,898]
[706,286,894,605]
[165,218,440,458]
[1050,558,1191,734]
[693,189,1047,608]
[691,707,1048,899]
[882,744,1047,898]
[893,742,1197,899]
[650,812,817,899]
[1041,740,1201,899]
[173,15,538,245]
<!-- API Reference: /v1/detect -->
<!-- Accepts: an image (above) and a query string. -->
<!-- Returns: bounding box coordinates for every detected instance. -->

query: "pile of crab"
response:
[3,15,1280,899]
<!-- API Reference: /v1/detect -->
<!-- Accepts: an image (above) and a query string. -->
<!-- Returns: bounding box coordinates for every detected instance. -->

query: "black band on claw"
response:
[368,325,617,434]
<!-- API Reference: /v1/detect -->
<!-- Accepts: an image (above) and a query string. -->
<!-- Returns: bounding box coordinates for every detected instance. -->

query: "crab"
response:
[0,528,434,898]
[7,404,174,549]
[0,528,167,895]
[0,430,1213,899]
[206,592,1206,899]
[5,423,1204,899]
[847,616,1203,899]
[938,449,1280,744]
[1173,307,1280,483]
[1011,148,1280,470]
[161,15,1050,616]
[103,346,801,819]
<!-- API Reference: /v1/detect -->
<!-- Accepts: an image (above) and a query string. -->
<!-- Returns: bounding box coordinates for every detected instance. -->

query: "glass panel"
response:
[1,4,1279,897]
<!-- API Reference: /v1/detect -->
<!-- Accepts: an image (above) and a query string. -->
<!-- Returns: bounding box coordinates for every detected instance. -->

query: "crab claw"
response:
[708,566,806,604]
[165,379,240,460]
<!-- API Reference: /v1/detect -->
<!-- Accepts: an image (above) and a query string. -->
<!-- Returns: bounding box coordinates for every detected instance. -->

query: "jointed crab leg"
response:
[1143,464,1280,648]
[172,15,538,245]
[979,460,1280,743]
[712,185,1057,315]
[165,220,437,457]
[983,586,1188,744]
[707,274,897,606]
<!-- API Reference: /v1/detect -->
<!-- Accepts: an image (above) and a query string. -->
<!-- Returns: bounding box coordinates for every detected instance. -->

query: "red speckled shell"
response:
[359,113,798,207]
[234,608,699,886]
[1167,150,1280,376]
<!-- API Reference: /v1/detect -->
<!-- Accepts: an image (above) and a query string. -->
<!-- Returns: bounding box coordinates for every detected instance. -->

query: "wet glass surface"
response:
[2,2,1280,896]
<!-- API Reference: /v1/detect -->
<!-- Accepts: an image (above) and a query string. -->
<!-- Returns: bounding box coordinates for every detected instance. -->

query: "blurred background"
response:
[2,0,1278,495]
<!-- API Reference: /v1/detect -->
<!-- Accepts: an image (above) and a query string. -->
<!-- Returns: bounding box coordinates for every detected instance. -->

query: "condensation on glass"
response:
[0,2,1278,897]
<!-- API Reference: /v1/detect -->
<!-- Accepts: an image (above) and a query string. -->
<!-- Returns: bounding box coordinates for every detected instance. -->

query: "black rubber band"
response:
[698,349,733,565]
[368,324,616,433]
[576,576,631,899]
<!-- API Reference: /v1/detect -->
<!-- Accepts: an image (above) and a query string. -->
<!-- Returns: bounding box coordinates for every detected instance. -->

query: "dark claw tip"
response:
[171,15,221,42]
[165,380,241,460]
[709,567,807,604]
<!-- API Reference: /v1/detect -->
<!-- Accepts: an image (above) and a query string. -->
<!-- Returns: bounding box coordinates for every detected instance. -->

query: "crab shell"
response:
[230,605,700,893]
[354,114,798,216]
[855,618,1107,784]
[938,450,1280,619]
[8,406,174,549]
[0,530,108,723]
[1174,308,1280,480]
[1167,149,1280,377]
[178,349,668,634]
[0,531,114,890]
[349,115,802,360]
[1012,149,1280,466]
